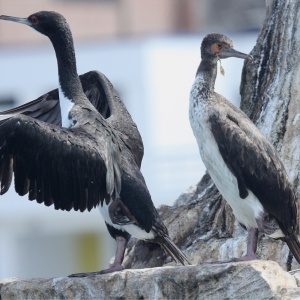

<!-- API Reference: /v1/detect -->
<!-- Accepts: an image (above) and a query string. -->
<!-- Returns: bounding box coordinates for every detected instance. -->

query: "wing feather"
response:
[0,71,144,168]
[13,155,30,196]
[0,71,155,230]
[0,153,13,194]
[0,114,113,212]
[209,111,297,233]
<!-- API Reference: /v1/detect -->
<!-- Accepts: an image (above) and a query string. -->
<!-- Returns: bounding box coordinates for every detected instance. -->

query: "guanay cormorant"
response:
[0,11,190,276]
[189,33,300,263]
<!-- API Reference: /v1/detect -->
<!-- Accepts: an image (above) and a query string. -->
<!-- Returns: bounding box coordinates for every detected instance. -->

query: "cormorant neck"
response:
[49,30,84,103]
[195,58,218,93]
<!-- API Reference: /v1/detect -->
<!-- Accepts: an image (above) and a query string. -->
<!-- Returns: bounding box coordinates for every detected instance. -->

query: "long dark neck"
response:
[49,30,85,103]
[195,58,218,93]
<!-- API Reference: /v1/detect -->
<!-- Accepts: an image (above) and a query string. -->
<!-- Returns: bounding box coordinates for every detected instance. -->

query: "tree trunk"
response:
[241,0,300,191]
[124,0,300,271]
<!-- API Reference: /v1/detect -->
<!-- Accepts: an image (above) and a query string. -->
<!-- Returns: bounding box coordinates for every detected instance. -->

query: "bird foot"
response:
[68,264,125,278]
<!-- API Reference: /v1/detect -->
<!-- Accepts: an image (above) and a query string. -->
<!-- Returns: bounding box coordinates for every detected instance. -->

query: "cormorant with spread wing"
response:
[0,11,190,277]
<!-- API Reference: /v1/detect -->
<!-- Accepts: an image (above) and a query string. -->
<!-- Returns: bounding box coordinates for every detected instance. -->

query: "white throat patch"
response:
[59,85,74,128]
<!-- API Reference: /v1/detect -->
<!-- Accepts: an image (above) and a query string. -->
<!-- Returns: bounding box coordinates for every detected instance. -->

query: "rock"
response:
[124,174,298,272]
[125,0,300,279]
[1,261,300,300]
[1,2,300,299]
[121,0,300,281]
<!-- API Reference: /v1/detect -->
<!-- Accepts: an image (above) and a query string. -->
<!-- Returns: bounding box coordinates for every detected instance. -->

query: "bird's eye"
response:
[211,43,223,55]
[30,15,39,25]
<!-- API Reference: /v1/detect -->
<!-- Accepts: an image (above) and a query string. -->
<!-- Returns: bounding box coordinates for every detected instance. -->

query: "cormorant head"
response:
[0,11,69,39]
[201,33,252,61]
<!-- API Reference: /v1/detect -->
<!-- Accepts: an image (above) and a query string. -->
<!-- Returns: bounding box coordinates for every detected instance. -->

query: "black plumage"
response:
[210,108,296,232]
[0,11,190,276]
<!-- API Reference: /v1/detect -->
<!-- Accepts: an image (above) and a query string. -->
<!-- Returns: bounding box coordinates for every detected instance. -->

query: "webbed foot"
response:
[69,264,125,277]
[69,236,129,278]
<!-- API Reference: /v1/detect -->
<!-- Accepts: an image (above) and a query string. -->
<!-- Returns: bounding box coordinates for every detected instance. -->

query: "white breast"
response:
[59,85,74,128]
[189,74,264,229]
[98,200,155,240]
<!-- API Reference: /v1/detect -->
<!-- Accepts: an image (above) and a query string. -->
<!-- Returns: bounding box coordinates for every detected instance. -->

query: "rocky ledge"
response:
[1,260,300,300]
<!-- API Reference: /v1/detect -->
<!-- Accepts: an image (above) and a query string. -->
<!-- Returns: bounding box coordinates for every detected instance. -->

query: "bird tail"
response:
[285,234,300,265]
[160,235,191,266]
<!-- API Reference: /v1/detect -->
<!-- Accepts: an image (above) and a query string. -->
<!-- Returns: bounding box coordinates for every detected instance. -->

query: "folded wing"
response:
[209,109,297,235]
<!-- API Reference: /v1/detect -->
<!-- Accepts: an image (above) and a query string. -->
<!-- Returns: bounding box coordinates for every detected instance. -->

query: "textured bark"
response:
[241,0,300,188]
[124,0,300,271]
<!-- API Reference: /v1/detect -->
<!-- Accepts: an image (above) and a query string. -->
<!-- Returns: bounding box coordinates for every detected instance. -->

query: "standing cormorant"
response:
[0,11,190,276]
[189,33,300,263]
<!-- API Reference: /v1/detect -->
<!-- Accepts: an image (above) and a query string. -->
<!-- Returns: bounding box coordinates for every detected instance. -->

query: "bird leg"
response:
[229,214,277,262]
[219,227,259,262]
[240,227,259,260]
[209,227,259,264]
[68,235,128,277]
[109,198,137,225]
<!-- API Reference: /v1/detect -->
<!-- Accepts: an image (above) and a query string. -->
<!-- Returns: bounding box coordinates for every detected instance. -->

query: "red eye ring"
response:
[30,15,39,25]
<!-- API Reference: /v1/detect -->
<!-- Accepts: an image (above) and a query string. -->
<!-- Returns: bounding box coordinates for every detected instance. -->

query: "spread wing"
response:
[81,71,144,167]
[209,105,297,234]
[0,89,61,125]
[0,70,144,167]
[0,114,121,213]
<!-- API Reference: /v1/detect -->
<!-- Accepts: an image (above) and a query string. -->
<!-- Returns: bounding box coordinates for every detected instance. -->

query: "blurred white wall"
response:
[0,33,256,278]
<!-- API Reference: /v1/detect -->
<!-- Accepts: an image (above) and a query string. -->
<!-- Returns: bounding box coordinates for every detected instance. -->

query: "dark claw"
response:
[68,271,99,278]
[68,264,125,277]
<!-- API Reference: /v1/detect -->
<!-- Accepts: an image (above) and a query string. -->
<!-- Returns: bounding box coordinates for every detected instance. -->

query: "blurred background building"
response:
[0,0,264,278]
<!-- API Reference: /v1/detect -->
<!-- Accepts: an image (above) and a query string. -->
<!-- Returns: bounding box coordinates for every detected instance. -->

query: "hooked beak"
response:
[0,15,31,26]
[218,47,253,60]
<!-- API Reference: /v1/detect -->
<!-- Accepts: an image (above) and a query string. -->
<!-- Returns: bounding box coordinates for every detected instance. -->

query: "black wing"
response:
[0,112,156,232]
[0,70,144,167]
[0,89,61,125]
[209,106,297,235]
[0,114,115,213]
[81,71,144,168]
